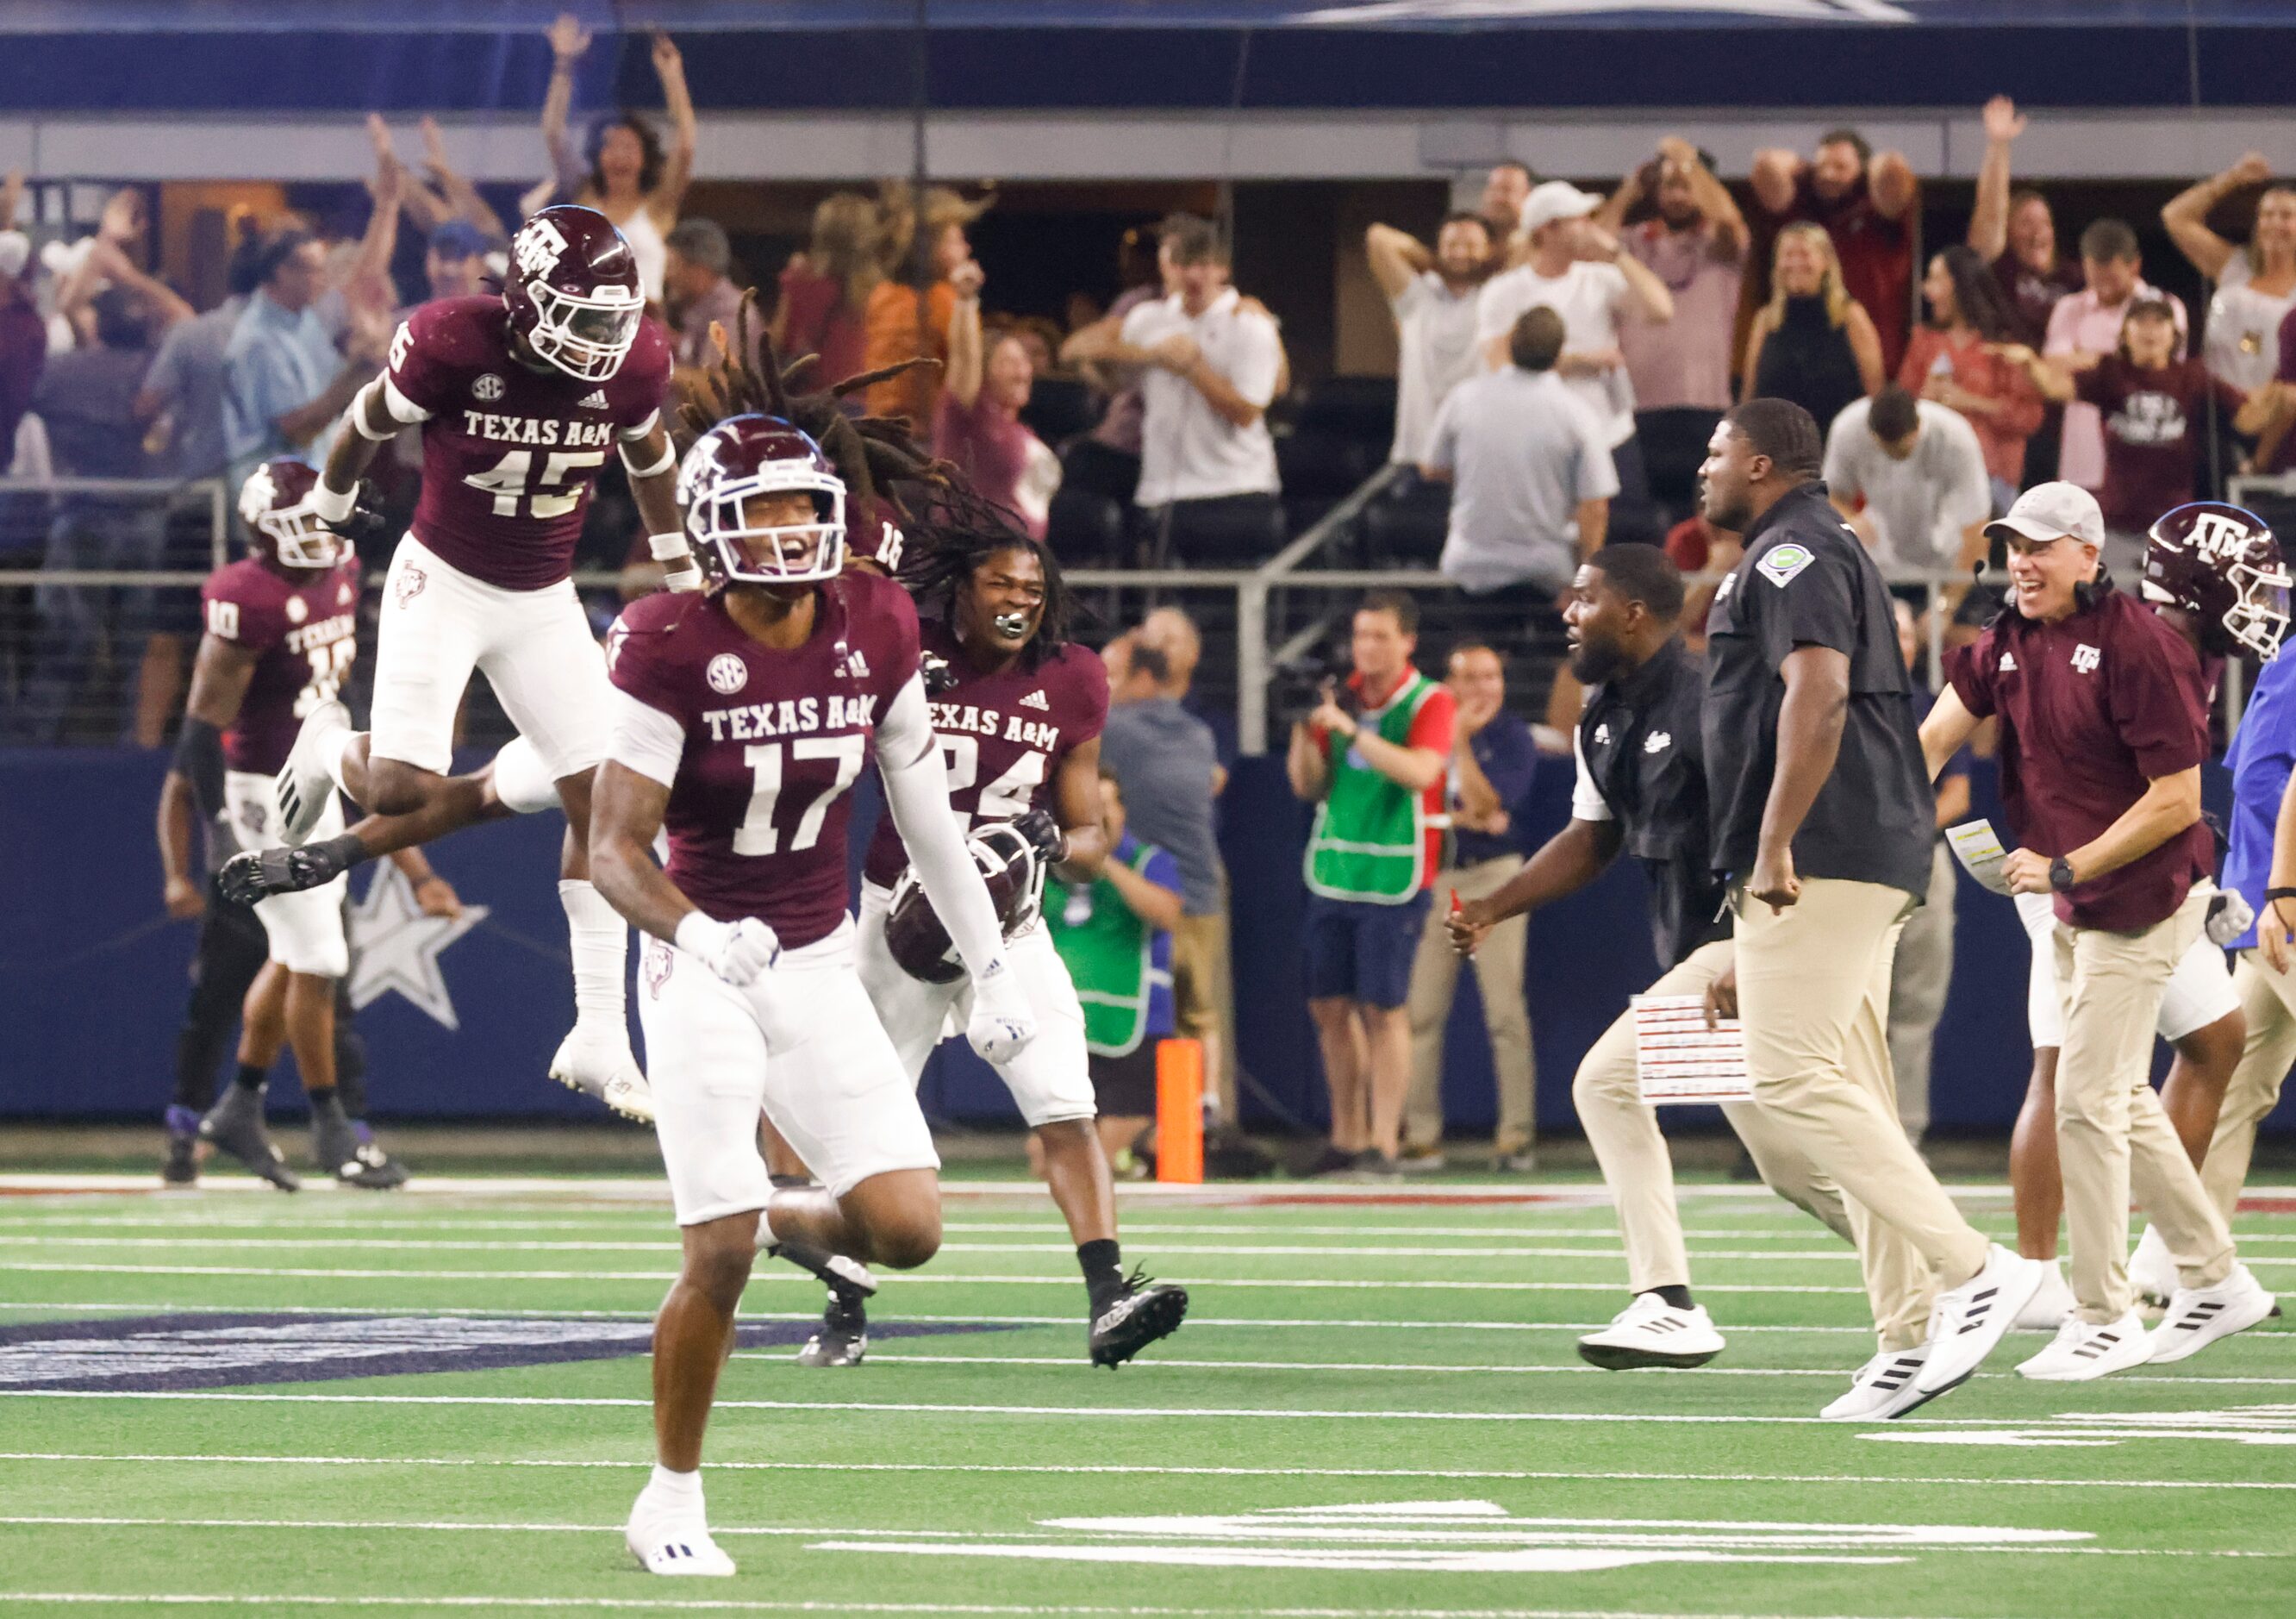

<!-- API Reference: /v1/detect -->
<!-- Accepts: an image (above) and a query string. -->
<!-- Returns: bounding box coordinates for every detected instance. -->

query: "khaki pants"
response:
[1736,877,1988,1350]
[1572,937,1856,1294]
[1171,888,1237,1119]
[2203,950,2296,1220]
[1403,857,1537,1153]
[1886,843,1956,1142]
[2053,886,2235,1321]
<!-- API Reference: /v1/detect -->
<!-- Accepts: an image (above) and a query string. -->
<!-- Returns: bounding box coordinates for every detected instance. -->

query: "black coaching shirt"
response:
[1700,479,1934,899]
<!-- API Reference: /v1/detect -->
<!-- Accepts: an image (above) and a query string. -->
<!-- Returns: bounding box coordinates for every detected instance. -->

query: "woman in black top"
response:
[1744,222,1884,434]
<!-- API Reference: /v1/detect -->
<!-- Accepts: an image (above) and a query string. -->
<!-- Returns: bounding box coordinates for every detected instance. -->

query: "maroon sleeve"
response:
[613,319,673,435]
[199,563,288,653]
[861,572,923,705]
[385,300,468,419]
[1060,643,1110,746]
[2108,611,2209,780]
[2072,358,2118,411]
[2279,304,2296,384]
[604,593,693,721]
[1946,629,1999,719]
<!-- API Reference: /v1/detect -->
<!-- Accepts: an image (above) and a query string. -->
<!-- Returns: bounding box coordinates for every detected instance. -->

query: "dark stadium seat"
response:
[1358,479,1451,567]
[1046,484,1126,566]
[1021,376,1101,447]
[1294,375,1398,450]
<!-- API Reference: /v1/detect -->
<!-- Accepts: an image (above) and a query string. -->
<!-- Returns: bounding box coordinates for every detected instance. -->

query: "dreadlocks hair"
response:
[677,291,1074,657]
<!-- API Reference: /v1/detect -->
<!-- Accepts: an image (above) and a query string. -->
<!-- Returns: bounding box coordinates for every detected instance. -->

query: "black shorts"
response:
[1089,1042,1160,1118]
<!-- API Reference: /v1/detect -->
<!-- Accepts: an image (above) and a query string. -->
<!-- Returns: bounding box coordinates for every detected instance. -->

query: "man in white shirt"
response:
[1366,212,1495,466]
[2044,217,2189,493]
[1821,384,1992,574]
[1476,181,1674,544]
[1421,306,1618,597]
[1113,215,1285,564]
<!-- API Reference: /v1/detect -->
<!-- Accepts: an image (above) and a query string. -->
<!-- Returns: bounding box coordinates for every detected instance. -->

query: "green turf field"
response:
[1,1174,2292,1617]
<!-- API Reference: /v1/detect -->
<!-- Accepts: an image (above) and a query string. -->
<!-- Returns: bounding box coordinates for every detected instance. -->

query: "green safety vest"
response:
[1045,842,1171,1058]
[1303,670,1441,904]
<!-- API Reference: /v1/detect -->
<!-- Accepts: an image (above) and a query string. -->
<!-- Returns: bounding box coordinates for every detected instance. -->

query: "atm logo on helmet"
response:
[2188,509,2258,564]
[514,217,570,278]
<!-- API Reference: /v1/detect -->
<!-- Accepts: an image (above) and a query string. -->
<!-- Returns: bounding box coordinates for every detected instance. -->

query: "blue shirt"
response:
[1100,696,1225,914]
[2221,651,2296,948]
[221,290,341,480]
[144,295,245,479]
[1449,709,1538,866]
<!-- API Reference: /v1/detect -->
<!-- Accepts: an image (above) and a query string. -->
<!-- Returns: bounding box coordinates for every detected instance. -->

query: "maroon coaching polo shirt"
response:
[1948,584,2212,932]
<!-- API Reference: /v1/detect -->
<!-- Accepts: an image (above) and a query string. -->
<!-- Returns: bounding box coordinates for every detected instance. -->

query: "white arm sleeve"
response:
[1569,727,1614,823]
[876,673,1010,978]
[605,686,686,790]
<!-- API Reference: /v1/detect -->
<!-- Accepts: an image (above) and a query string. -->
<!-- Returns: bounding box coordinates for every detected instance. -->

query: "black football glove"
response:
[321,479,391,546]
[920,650,959,697]
[1011,806,1067,866]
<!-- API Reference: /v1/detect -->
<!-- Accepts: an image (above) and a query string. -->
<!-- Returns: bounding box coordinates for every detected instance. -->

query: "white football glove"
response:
[674,912,781,986]
[965,956,1038,1064]
[2207,889,2256,947]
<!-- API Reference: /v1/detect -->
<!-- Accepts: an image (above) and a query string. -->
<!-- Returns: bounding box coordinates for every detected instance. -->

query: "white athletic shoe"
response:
[2148,1264,2277,1365]
[626,1512,735,1577]
[1913,1244,2047,1396]
[549,1028,656,1125]
[1819,1346,1941,1421]
[273,697,351,846]
[2128,1223,2179,1307]
[2016,1310,2155,1380]
[1576,1295,1726,1370]
[2012,1260,2075,1331]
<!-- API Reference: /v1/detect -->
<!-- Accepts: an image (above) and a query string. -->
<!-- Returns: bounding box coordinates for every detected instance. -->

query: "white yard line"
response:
[2,1451,2293,1491]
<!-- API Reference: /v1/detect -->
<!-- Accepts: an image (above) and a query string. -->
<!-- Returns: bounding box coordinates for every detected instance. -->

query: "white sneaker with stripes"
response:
[2016,1310,2154,1380]
[1819,1346,1940,1421]
[2148,1264,2276,1365]
[1575,1294,1725,1370]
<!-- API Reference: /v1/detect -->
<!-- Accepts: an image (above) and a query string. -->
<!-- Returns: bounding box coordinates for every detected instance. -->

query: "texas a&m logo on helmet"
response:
[238,457,348,572]
[676,415,848,586]
[502,205,645,383]
[2143,502,2292,662]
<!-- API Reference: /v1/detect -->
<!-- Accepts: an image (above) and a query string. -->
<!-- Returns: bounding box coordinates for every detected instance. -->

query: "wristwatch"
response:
[2049,855,2077,891]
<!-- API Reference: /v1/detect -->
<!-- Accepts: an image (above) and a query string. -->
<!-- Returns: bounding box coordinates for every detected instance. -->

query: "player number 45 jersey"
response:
[383,296,671,594]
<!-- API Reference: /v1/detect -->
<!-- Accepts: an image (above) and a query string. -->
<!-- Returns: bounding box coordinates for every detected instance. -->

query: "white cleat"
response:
[2128,1223,2179,1308]
[1913,1244,2046,1396]
[626,1515,735,1578]
[274,698,351,846]
[1819,1346,1942,1421]
[2012,1260,2075,1331]
[2148,1264,2277,1365]
[2017,1310,2155,1380]
[549,1029,656,1125]
[1575,1294,1726,1370]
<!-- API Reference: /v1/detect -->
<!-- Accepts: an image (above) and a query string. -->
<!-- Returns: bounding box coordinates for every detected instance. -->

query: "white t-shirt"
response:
[1121,288,1282,506]
[1820,397,1992,571]
[1474,259,1635,447]
[1424,366,1619,595]
[2204,254,2296,394]
[1389,272,1483,465]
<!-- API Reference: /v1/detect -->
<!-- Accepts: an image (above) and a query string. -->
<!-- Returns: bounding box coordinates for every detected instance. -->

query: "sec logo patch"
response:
[706,653,748,695]
[471,373,505,403]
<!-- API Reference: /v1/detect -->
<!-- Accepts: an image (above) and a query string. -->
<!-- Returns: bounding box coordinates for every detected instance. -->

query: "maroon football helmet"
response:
[884,822,1043,984]
[2143,502,2291,661]
[677,415,847,584]
[502,205,644,381]
[238,458,347,571]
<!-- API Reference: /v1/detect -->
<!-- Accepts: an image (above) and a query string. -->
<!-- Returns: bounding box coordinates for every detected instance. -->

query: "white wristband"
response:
[308,481,356,524]
[648,532,694,562]
[673,911,727,958]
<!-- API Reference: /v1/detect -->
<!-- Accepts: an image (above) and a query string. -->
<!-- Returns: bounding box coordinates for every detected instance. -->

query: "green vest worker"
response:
[1046,768,1183,1171]
[1286,591,1457,1176]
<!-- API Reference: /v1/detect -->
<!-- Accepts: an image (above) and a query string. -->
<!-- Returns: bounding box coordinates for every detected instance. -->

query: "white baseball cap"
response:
[1985,480,2105,549]
[1519,180,1600,237]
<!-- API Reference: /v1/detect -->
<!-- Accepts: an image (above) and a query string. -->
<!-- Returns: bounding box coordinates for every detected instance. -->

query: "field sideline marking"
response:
[3,1452,2293,1491]
[0,1262,1867,1294]
[0,1593,1978,1619]
[0,1388,2062,1425]
[0,1516,2274,1563]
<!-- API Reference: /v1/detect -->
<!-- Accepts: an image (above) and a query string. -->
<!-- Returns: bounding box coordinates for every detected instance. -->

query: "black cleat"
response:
[217,843,349,906]
[1089,1269,1189,1368]
[764,1238,879,1297]
[197,1087,301,1191]
[314,1116,409,1191]
[797,1285,870,1367]
[161,1105,201,1187]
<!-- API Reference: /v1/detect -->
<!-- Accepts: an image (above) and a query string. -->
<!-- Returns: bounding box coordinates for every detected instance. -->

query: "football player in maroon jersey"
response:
[820,516,1188,1369]
[261,205,696,1120]
[154,459,430,1190]
[588,396,1035,1575]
